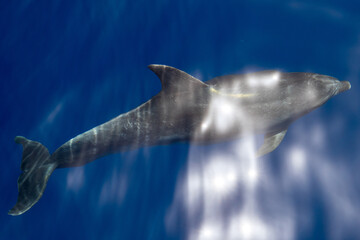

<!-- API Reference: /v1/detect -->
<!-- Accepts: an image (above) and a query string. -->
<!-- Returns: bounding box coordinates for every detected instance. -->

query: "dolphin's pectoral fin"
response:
[256,129,287,157]
[9,136,57,216]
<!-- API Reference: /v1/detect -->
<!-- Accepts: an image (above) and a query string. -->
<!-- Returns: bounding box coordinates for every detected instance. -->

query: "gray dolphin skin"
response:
[9,64,351,216]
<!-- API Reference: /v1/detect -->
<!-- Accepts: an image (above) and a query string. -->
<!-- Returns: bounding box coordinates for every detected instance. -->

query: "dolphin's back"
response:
[53,65,211,168]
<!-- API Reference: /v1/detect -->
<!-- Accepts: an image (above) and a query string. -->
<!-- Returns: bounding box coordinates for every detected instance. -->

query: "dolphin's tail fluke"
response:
[9,136,57,216]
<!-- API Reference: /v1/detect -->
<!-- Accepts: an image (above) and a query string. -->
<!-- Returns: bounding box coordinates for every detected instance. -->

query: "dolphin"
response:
[9,64,351,215]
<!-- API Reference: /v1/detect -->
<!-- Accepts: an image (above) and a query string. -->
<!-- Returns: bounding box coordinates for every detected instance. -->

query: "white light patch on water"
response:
[203,156,239,195]
[46,102,63,123]
[314,155,360,239]
[228,211,270,240]
[166,106,359,239]
[66,167,85,191]
[186,167,202,211]
[181,135,298,240]
[246,164,259,187]
[33,89,76,140]
[311,123,326,148]
[191,222,222,240]
[98,169,128,206]
[201,119,210,132]
[285,146,308,185]
[185,152,243,215]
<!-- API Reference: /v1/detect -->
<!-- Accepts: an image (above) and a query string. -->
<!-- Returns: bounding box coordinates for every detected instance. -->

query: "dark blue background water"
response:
[1,1,359,239]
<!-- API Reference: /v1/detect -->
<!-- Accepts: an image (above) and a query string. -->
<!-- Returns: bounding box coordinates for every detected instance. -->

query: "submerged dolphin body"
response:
[9,65,350,215]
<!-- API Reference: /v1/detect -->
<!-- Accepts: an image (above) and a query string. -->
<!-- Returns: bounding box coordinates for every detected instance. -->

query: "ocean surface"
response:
[1,0,360,239]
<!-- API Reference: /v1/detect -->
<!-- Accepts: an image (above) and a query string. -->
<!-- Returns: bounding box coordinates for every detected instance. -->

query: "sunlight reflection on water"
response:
[167,117,360,240]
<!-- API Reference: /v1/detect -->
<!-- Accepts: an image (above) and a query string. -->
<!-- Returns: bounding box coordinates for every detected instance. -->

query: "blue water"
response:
[1,0,359,239]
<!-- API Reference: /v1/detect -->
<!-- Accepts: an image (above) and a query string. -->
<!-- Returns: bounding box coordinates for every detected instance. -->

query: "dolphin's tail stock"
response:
[9,136,58,216]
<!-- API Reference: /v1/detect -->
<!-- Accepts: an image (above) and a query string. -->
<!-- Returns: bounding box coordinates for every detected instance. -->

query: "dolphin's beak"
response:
[336,81,351,95]
[315,74,351,96]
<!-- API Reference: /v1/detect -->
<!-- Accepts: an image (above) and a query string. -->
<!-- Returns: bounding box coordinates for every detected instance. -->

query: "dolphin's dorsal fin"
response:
[148,64,207,93]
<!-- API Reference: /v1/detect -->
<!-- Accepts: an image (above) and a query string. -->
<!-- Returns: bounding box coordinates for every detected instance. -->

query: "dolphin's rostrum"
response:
[9,64,351,216]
